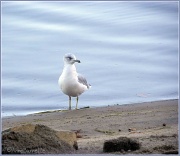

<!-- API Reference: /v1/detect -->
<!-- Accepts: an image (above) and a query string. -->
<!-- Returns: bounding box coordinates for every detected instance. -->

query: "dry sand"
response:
[2,99,178,154]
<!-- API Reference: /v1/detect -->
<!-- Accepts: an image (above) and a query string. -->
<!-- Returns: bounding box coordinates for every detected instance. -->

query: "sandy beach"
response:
[2,99,178,154]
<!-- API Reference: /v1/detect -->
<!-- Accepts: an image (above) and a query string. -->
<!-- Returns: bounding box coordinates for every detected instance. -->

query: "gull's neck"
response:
[63,63,77,75]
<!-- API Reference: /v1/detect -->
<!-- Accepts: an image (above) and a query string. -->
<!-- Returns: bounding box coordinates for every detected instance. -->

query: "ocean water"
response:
[1,1,178,117]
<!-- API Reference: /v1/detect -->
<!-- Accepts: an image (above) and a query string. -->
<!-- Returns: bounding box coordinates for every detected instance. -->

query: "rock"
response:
[56,131,78,150]
[72,129,83,139]
[103,137,140,153]
[163,123,166,127]
[11,123,36,133]
[128,128,137,132]
[163,150,178,154]
[2,124,78,154]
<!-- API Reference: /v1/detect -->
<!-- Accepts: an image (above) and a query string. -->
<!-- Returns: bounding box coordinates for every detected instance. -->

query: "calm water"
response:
[2,1,178,117]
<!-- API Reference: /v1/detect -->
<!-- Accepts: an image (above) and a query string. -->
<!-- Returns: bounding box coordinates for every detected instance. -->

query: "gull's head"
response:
[63,53,81,65]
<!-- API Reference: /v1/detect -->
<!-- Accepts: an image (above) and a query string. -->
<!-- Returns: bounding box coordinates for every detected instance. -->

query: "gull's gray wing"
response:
[78,74,90,89]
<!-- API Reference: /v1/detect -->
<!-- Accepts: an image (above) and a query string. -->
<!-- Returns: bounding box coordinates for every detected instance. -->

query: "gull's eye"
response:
[67,56,72,60]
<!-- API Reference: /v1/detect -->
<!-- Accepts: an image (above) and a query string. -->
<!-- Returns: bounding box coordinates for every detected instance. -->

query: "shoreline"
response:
[2,98,178,119]
[2,99,178,154]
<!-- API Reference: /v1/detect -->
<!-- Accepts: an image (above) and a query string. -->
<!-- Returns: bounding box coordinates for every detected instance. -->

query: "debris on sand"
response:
[72,129,83,138]
[163,123,166,127]
[128,128,137,132]
[95,128,115,135]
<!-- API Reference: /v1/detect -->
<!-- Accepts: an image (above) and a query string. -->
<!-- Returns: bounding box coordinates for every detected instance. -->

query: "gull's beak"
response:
[74,59,81,63]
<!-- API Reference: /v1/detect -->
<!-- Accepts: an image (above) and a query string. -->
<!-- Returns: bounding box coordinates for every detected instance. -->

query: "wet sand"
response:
[2,99,178,154]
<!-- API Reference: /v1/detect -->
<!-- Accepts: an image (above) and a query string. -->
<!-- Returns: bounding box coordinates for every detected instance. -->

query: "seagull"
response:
[58,53,91,110]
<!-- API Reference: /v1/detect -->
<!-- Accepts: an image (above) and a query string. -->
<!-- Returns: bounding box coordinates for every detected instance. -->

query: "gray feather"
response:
[78,74,90,89]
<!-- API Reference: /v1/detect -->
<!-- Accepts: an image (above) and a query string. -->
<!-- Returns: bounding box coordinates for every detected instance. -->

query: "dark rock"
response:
[2,124,78,154]
[163,150,178,154]
[163,123,166,127]
[103,137,141,153]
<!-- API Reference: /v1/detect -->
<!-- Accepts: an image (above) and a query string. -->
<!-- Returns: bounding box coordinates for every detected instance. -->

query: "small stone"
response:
[128,128,137,132]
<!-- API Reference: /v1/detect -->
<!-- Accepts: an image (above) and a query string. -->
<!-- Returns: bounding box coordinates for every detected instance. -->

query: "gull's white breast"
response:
[58,65,87,97]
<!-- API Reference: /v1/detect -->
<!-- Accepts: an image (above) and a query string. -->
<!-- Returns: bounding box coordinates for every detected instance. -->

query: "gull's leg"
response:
[76,96,79,110]
[69,96,71,110]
